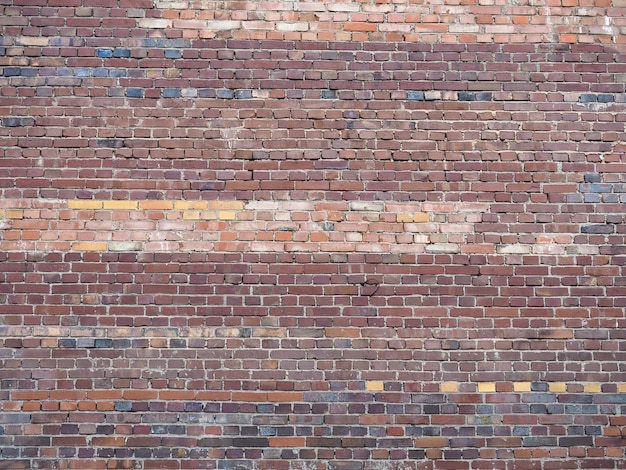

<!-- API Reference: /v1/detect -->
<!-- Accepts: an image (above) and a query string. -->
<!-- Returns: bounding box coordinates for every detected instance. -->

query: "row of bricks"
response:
[6,383,626,400]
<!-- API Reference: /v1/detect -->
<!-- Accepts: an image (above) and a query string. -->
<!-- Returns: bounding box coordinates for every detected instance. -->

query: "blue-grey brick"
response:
[112,339,131,349]
[531,383,548,392]
[513,426,529,436]
[0,413,30,424]
[579,94,597,103]
[584,173,602,183]
[2,117,35,127]
[218,461,250,470]
[94,338,113,348]
[127,88,143,98]
[530,404,546,414]
[568,426,584,435]
[97,139,124,148]
[585,426,602,435]
[114,401,132,412]
[113,48,130,58]
[110,69,126,77]
[76,338,95,348]
[151,425,167,434]
[235,89,253,99]
[3,68,22,76]
[522,393,556,403]
[407,91,424,101]
[594,394,626,404]
[581,224,614,234]
[260,427,276,436]
[97,49,112,58]
[559,436,593,447]
[476,92,493,101]
[589,183,612,193]
[458,92,475,101]
[168,425,186,435]
[321,90,336,99]
[59,339,76,348]
[602,194,619,203]
[165,49,182,59]
[583,194,601,203]
[217,89,234,99]
[597,94,615,103]
[522,436,557,447]
[184,402,203,412]
[163,88,181,98]
[75,68,92,77]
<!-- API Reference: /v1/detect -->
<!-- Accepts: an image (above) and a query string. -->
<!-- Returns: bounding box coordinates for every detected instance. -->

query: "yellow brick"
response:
[183,211,201,220]
[174,201,208,210]
[549,383,567,393]
[218,211,237,220]
[513,382,531,392]
[72,242,107,251]
[618,384,626,393]
[103,201,138,210]
[413,212,430,222]
[397,213,413,223]
[210,200,244,210]
[5,210,24,219]
[478,383,496,393]
[68,200,104,210]
[584,383,601,393]
[440,382,458,393]
[139,201,173,210]
[366,381,384,392]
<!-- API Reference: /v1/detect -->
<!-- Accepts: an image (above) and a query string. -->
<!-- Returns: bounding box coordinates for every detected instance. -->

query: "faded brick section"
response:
[1,1,626,470]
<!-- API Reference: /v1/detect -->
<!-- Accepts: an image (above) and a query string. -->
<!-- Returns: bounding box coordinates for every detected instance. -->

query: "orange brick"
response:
[269,437,305,447]
[267,392,303,402]
[159,390,196,400]
[414,437,449,448]
[325,327,360,338]
[123,390,159,400]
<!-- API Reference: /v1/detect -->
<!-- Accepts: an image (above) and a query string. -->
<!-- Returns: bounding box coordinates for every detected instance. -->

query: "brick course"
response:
[1,1,626,469]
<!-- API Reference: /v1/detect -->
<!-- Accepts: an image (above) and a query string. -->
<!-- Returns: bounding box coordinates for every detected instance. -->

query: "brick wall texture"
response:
[2,0,626,469]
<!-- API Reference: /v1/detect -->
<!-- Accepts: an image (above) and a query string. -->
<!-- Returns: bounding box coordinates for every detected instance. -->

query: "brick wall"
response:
[1,1,626,469]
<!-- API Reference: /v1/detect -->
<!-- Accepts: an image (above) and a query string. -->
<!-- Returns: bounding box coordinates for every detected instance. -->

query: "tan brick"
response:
[413,212,430,222]
[548,382,567,393]
[183,211,201,220]
[218,211,237,220]
[209,200,244,210]
[139,201,173,210]
[478,383,496,393]
[173,201,208,210]
[72,242,107,251]
[103,201,138,210]
[584,383,601,393]
[68,200,103,210]
[440,382,458,393]
[513,382,531,392]
[366,381,384,391]
[4,210,23,219]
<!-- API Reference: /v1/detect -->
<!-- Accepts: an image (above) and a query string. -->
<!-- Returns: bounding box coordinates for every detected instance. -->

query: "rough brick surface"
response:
[1,1,626,469]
